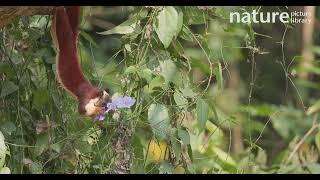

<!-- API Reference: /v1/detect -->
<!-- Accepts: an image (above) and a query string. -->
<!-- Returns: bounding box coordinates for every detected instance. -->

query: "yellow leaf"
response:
[147,139,169,161]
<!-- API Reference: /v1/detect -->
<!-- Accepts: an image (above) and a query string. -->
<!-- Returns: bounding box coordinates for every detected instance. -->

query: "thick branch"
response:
[0,6,54,28]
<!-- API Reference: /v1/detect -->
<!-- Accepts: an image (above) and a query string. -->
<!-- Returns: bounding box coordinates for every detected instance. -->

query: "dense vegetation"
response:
[1,6,320,174]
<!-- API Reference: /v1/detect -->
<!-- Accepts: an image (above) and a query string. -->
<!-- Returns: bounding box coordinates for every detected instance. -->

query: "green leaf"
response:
[178,128,190,145]
[148,76,165,91]
[32,89,49,111]
[315,130,320,152]
[189,57,211,74]
[307,100,320,115]
[51,143,61,153]
[176,10,184,37]
[97,18,138,35]
[125,44,132,52]
[10,51,23,64]
[211,146,236,166]
[30,161,43,174]
[179,26,194,42]
[148,104,170,140]
[180,87,197,98]
[307,164,320,174]
[0,63,15,78]
[155,7,180,48]
[183,7,207,25]
[34,134,48,156]
[160,60,177,86]
[80,31,97,46]
[131,135,145,174]
[214,62,224,90]
[0,81,18,98]
[140,68,153,82]
[0,122,16,136]
[173,92,188,109]
[196,98,209,133]
[124,65,138,74]
[159,161,174,174]
[0,131,6,167]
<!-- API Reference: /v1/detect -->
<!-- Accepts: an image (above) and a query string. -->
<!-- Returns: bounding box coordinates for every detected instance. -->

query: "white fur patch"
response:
[84,90,109,116]
[84,97,100,116]
[102,90,109,99]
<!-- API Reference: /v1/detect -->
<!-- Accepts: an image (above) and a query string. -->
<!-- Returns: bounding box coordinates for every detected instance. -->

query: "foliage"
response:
[0,6,320,174]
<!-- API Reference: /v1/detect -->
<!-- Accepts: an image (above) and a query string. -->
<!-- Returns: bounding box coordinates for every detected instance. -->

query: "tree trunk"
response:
[298,6,316,80]
[228,63,244,155]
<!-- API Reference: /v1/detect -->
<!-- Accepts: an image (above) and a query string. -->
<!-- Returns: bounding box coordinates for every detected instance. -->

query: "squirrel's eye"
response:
[98,91,103,97]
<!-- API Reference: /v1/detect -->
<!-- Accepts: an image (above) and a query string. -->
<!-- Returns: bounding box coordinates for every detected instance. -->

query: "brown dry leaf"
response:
[35,120,57,134]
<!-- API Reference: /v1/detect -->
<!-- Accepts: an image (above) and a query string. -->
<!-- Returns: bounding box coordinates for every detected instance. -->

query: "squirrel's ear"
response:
[104,88,111,94]
[98,90,104,97]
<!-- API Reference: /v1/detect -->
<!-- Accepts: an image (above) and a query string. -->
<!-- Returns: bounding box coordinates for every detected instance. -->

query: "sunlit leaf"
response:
[80,30,97,46]
[315,130,320,153]
[0,167,10,174]
[147,139,169,161]
[124,65,138,74]
[307,100,320,115]
[155,7,180,48]
[178,128,190,145]
[0,131,6,167]
[97,19,138,35]
[180,87,197,98]
[160,60,177,86]
[211,146,236,166]
[148,76,165,92]
[174,92,188,109]
[140,68,153,82]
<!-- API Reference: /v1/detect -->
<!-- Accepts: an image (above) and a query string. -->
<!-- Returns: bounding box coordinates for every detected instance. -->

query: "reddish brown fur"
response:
[54,7,101,115]
[65,6,80,48]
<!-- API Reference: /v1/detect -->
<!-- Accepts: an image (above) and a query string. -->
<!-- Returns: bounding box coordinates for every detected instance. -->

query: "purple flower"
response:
[106,102,117,113]
[94,95,136,121]
[95,113,105,121]
[113,96,136,108]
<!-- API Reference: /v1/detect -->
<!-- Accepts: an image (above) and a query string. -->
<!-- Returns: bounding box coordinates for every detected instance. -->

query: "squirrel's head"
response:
[78,88,111,117]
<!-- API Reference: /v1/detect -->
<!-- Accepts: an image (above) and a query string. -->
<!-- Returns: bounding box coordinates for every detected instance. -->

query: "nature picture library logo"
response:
[230,9,312,24]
